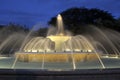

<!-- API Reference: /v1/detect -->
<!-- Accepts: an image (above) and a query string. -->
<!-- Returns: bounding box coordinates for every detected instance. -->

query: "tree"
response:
[6,23,29,33]
[33,28,48,37]
[114,18,120,31]
[48,7,117,35]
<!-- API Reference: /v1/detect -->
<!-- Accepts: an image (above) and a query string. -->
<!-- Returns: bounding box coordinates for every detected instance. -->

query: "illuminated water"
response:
[0,14,120,70]
[0,57,120,70]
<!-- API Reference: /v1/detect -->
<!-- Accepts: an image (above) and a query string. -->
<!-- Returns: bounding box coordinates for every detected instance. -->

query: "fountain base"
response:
[15,52,99,62]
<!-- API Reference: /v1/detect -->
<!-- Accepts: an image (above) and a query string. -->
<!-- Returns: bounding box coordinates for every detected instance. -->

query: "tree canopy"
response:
[48,7,119,35]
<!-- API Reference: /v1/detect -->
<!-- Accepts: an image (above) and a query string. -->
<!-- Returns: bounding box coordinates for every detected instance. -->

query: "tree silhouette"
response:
[48,7,117,35]
[33,28,48,37]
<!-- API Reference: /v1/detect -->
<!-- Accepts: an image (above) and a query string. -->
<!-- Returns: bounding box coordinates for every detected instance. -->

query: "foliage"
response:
[33,28,48,37]
[48,7,119,35]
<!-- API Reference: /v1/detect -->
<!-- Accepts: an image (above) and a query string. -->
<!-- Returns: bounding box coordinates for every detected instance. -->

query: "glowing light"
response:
[65,49,72,52]
[88,50,92,52]
[27,50,31,52]
[32,50,37,52]
[46,49,54,52]
[74,49,81,52]
[57,14,62,20]
[38,49,44,52]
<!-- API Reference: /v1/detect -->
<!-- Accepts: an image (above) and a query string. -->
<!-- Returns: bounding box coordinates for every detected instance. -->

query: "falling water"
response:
[11,55,18,69]
[19,26,36,51]
[69,37,76,70]
[93,27,119,57]
[95,42,109,56]
[12,23,43,69]
[41,51,45,69]
[0,36,14,55]
[41,39,49,69]
[12,14,120,70]
[0,34,25,56]
[78,35,105,69]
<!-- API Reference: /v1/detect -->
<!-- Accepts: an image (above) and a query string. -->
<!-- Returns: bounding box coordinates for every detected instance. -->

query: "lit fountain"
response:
[15,14,104,69]
[1,14,120,80]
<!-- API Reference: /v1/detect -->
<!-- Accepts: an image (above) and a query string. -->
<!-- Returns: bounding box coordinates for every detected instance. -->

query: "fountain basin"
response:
[15,52,98,62]
[0,68,120,80]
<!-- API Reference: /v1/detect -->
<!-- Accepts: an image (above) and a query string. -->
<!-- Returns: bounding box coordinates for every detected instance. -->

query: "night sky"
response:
[0,0,120,28]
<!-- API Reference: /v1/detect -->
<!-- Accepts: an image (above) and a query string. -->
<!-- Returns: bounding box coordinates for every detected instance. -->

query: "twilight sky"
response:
[0,0,120,28]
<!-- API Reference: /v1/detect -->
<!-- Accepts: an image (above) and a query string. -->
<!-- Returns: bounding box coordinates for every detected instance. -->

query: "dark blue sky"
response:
[0,0,120,28]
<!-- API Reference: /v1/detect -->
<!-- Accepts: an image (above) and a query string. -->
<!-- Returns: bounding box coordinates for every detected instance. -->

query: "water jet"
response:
[13,14,105,70]
[0,14,120,71]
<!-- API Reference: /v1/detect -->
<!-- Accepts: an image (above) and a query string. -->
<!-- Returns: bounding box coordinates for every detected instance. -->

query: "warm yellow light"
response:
[88,50,92,52]
[32,50,37,52]
[74,49,81,52]
[47,35,70,52]
[57,14,62,20]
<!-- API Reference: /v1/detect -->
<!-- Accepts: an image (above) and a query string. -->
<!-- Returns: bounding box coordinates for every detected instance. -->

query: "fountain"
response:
[0,14,120,71]
[0,14,120,80]
[15,14,100,65]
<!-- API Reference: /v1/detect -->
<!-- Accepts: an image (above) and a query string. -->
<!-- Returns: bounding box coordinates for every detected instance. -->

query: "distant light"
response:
[65,49,71,52]
[74,49,81,52]
[27,50,31,52]
[88,50,92,52]
[38,50,45,52]
[115,56,119,58]
[105,55,109,58]
[32,50,37,52]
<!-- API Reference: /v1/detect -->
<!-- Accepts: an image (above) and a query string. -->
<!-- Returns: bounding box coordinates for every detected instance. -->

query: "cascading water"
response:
[0,14,120,70]
[13,14,105,70]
